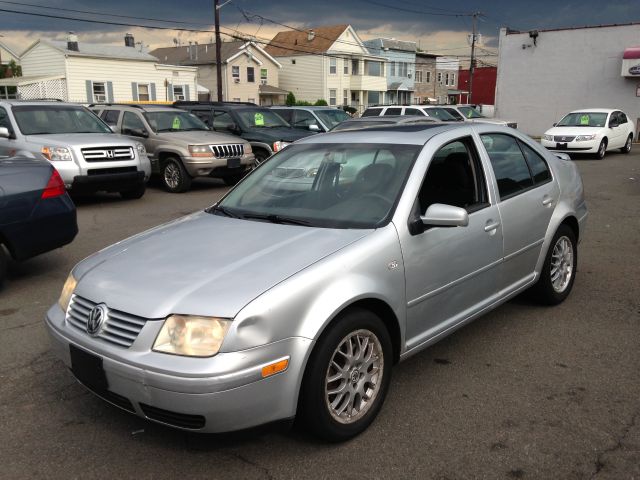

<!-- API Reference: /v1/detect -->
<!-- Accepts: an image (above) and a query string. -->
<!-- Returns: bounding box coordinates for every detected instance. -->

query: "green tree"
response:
[285,91,296,106]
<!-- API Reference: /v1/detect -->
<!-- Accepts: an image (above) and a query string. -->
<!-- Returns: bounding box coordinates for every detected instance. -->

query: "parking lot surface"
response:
[1,151,639,479]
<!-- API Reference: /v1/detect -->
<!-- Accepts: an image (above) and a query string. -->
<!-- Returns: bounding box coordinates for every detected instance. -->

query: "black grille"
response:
[554,135,576,142]
[139,403,206,429]
[212,144,244,158]
[101,390,136,413]
[87,167,137,176]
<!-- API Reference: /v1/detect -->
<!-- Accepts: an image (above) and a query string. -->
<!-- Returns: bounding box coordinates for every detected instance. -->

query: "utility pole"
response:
[214,0,223,101]
[468,12,481,104]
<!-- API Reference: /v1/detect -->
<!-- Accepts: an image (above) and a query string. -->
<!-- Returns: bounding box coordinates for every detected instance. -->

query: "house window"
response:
[137,83,150,101]
[351,59,360,75]
[247,67,255,83]
[92,82,106,102]
[415,96,421,104]
[232,66,240,79]
[248,98,255,104]
[260,68,268,85]
[415,70,423,83]
[450,73,456,86]
[344,61,348,75]
[330,57,337,74]
[426,71,431,83]
[400,62,408,77]
[292,59,296,65]
[445,73,449,86]
[232,97,241,102]
[437,72,443,84]
[390,61,396,76]
[329,89,337,106]
[173,85,185,100]
[343,89,348,106]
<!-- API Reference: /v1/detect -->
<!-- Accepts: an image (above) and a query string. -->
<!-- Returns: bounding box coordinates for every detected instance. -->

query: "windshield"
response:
[425,108,457,120]
[557,112,608,127]
[216,143,421,229]
[143,111,209,132]
[12,105,112,135]
[314,109,351,129]
[457,106,484,119]
[236,109,290,128]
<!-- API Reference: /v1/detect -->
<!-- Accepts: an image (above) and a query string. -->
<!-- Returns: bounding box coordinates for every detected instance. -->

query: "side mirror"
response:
[0,127,10,139]
[420,203,469,228]
[308,124,321,132]
[552,123,557,127]
[125,128,148,138]
[225,123,241,134]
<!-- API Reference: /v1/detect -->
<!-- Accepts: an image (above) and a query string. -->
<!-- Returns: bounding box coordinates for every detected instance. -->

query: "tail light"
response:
[41,169,66,199]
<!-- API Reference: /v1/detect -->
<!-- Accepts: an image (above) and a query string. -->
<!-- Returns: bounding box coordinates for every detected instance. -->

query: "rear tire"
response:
[0,244,9,287]
[595,139,607,159]
[531,225,577,305]
[620,134,632,154]
[161,157,191,193]
[119,184,146,200]
[299,308,392,442]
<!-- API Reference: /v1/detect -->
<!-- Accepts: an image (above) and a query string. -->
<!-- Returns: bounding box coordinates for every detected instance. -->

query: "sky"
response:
[1,0,640,65]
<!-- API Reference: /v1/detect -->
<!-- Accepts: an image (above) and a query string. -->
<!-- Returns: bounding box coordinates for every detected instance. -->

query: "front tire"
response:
[531,225,577,305]
[596,138,607,159]
[299,308,392,442]
[161,157,192,193]
[0,244,8,287]
[620,134,632,154]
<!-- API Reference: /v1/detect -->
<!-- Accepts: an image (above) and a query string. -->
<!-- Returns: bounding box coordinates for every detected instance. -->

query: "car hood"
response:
[157,130,246,144]
[244,127,315,143]
[544,126,603,136]
[24,133,137,147]
[74,211,370,319]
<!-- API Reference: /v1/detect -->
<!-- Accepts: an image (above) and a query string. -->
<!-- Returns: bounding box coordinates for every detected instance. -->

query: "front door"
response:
[400,132,503,351]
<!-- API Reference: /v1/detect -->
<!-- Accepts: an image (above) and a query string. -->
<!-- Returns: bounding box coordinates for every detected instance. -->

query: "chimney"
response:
[307,30,315,41]
[124,33,135,48]
[194,41,198,61]
[66,32,79,52]
[188,41,193,60]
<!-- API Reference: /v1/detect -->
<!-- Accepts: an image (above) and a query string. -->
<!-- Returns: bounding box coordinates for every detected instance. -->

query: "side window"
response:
[445,108,464,120]
[618,112,628,124]
[384,108,402,116]
[293,110,317,128]
[417,137,488,214]
[212,110,234,130]
[191,109,212,126]
[100,109,121,126]
[361,109,380,117]
[404,108,424,116]
[122,112,145,132]
[518,141,551,185]
[0,107,14,133]
[481,133,533,199]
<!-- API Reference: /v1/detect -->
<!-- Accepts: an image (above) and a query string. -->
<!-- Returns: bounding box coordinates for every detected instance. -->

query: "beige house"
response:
[2,34,197,103]
[264,24,388,113]
[150,40,286,105]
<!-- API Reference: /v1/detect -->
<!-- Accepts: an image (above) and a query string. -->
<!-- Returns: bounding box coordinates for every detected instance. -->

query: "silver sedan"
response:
[46,123,587,441]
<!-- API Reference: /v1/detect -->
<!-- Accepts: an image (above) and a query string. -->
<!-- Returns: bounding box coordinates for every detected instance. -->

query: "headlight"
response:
[306,167,319,177]
[244,143,253,154]
[575,134,597,142]
[188,145,213,157]
[134,142,146,156]
[543,134,554,141]
[153,315,231,357]
[41,146,72,161]
[273,141,290,152]
[58,272,77,312]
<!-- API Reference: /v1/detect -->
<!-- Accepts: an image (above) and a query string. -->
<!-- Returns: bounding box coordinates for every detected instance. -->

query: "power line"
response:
[358,0,474,17]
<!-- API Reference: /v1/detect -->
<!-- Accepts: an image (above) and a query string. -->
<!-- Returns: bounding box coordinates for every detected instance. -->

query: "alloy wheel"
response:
[550,235,574,293]
[164,162,180,189]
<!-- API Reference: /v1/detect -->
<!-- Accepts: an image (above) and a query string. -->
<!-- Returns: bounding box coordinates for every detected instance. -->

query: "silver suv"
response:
[92,104,254,192]
[0,101,150,199]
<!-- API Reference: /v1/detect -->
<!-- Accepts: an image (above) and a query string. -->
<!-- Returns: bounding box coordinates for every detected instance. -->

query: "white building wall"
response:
[20,43,66,77]
[495,24,640,137]
[276,55,324,102]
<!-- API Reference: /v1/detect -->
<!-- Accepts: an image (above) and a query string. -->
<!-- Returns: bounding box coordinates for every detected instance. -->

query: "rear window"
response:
[362,108,382,117]
[384,108,402,116]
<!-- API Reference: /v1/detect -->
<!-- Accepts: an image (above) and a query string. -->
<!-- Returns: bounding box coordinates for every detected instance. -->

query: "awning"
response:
[197,84,209,93]
[388,82,413,91]
[259,84,288,96]
[623,47,640,59]
[622,47,640,76]
[447,89,469,95]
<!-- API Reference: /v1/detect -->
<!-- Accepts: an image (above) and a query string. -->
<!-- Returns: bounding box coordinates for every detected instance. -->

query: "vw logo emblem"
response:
[561,137,566,141]
[87,304,108,335]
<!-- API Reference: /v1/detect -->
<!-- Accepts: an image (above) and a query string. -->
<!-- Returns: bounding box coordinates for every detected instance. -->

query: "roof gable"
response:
[264,24,351,57]
[150,41,281,68]
[30,39,158,62]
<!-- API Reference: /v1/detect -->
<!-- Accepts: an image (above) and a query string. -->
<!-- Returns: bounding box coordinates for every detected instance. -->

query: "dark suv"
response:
[174,102,316,164]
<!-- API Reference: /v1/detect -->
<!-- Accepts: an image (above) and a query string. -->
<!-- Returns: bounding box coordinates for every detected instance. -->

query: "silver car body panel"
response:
[46,123,587,432]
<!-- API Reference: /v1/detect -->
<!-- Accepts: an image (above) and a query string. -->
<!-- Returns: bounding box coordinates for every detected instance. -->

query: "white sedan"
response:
[541,108,635,159]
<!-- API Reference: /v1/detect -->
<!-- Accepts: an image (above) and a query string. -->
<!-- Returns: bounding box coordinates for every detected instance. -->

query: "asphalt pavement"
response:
[0,150,638,479]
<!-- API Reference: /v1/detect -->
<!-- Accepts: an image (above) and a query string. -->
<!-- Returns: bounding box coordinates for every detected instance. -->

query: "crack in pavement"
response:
[590,409,640,479]
[223,450,275,480]
[0,319,44,333]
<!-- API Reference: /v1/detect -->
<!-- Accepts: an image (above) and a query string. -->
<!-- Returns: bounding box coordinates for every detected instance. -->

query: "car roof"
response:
[271,106,343,110]
[567,108,616,114]
[1,100,85,107]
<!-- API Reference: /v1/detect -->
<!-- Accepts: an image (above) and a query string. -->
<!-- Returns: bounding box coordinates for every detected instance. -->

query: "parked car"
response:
[541,108,634,159]
[270,106,351,132]
[0,101,150,199]
[440,105,518,129]
[330,115,440,132]
[361,105,458,121]
[46,123,587,441]
[91,104,254,192]
[1,155,77,284]
[174,101,317,164]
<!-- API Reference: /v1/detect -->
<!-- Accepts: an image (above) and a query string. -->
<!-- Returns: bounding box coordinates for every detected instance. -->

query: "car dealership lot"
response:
[1,151,639,478]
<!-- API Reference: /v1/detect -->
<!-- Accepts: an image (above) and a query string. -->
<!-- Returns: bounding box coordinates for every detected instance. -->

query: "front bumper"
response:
[182,154,255,178]
[541,138,599,153]
[45,305,313,433]
[71,171,145,193]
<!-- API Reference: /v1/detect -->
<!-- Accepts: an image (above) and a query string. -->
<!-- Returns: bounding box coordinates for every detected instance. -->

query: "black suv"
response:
[174,101,316,164]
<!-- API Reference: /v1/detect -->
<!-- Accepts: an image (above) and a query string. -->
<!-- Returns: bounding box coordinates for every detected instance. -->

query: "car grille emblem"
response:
[561,137,566,141]
[87,304,108,335]
[106,150,115,158]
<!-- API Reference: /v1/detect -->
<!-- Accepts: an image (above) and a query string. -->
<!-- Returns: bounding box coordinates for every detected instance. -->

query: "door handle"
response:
[542,196,553,207]
[484,220,500,232]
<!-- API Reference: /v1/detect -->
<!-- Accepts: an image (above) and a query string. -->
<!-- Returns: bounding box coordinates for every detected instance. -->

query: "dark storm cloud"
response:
[1,0,639,39]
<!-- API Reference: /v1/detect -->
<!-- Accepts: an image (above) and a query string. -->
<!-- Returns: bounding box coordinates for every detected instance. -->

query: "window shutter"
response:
[184,84,191,101]
[131,82,139,101]
[85,80,93,102]
[167,83,174,101]
[150,83,157,101]
[106,82,114,103]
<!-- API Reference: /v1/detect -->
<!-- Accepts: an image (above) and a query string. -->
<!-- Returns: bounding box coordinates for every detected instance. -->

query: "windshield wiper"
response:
[207,205,244,218]
[242,213,313,226]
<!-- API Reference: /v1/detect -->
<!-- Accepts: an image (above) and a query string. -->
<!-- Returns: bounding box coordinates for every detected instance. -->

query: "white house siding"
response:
[495,24,640,136]
[19,43,66,77]
[327,28,366,54]
[277,55,324,102]
[0,44,20,65]
[65,56,196,103]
